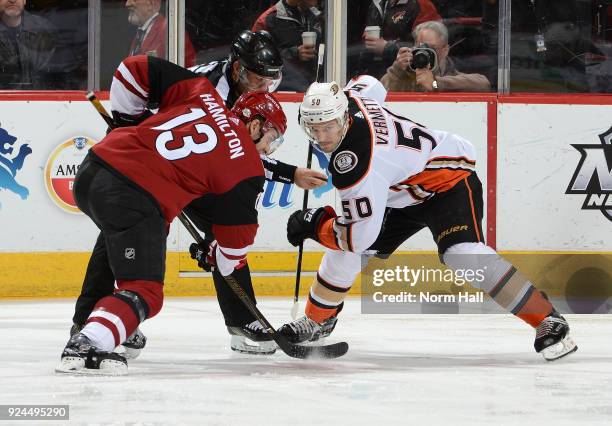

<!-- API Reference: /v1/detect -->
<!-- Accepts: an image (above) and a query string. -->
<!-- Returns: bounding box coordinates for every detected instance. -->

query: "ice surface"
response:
[1,298,611,425]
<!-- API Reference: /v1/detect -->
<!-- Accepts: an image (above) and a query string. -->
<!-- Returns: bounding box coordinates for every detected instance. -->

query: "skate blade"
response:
[541,335,578,361]
[55,357,128,376]
[230,335,277,355]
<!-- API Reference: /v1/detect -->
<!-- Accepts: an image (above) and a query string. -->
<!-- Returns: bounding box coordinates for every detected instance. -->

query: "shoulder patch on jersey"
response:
[328,96,374,190]
[333,151,358,174]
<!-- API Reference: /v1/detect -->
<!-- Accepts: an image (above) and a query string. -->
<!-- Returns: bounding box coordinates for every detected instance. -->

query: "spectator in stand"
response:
[380,20,491,92]
[358,0,441,78]
[252,0,323,91]
[126,0,196,67]
[0,0,56,89]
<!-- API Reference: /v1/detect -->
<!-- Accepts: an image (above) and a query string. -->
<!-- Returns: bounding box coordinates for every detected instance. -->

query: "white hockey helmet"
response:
[299,82,349,150]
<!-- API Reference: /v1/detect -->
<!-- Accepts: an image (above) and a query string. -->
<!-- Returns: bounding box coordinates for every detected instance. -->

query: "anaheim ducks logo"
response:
[334,150,358,174]
[566,126,612,222]
[330,84,339,95]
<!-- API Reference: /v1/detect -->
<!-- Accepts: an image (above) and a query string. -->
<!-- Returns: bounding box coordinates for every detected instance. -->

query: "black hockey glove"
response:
[286,206,335,247]
[189,239,216,272]
[112,110,154,128]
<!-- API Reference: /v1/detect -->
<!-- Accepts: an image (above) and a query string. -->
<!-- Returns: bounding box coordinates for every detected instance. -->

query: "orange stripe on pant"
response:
[463,177,481,242]
[405,169,470,193]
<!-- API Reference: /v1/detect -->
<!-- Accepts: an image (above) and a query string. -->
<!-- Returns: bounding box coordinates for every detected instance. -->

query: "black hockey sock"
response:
[72,233,116,325]
[212,264,257,327]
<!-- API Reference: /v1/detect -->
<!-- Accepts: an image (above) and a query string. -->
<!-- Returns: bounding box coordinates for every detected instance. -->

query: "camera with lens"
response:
[408,43,437,72]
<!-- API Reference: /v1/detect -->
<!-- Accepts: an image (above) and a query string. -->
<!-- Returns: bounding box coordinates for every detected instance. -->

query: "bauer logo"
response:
[0,124,32,210]
[566,126,612,222]
[45,136,95,214]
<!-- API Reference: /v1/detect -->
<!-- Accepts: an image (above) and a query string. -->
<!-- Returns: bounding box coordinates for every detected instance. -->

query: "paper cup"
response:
[301,31,317,47]
[364,25,381,39]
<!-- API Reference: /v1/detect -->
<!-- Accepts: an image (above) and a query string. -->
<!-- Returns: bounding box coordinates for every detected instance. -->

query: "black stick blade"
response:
[276,339,349,359]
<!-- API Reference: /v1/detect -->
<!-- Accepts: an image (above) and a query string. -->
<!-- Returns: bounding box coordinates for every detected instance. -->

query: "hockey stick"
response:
[178,213,348,359]
[292,43,325,320]
[85,91,348,360]
[86,91,115,129]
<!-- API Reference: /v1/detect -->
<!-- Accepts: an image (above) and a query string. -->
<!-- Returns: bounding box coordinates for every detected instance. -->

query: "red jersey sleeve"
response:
[110,55,199,120]
[210,176,264,276]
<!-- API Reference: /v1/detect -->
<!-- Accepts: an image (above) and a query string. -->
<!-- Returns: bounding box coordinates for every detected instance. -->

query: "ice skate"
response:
[69,322,83,337]
[534,310,578,361]
[118,328,147,359]
[72,323,146,360]
[227,320,276,355]
[278,315,338,344]
[56,333,128,376]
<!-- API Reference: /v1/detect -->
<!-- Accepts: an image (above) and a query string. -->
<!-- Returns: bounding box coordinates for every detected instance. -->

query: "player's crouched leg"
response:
[442,242,577,360]
[56,280,163,375]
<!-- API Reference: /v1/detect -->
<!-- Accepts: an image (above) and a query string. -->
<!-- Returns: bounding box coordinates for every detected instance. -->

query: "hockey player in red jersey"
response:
[56,55,287,375]
[69,30,324,357]
[279,76,577,361]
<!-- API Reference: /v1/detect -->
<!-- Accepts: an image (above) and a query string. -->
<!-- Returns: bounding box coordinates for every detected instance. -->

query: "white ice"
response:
[1,297,611,425]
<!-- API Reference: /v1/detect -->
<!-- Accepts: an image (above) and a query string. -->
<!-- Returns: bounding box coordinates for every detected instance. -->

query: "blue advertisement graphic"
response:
[261,147,333,209]
[261,180,294,208]
[311,147,333,199]
[0,126,32,210]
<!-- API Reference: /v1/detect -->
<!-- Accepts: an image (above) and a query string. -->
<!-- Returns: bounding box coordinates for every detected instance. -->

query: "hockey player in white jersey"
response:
[279,77,577,361]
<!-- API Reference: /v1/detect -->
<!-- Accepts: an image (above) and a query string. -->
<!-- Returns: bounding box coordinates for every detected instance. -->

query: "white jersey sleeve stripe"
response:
[110,78,148,115]
[117,62,149,99]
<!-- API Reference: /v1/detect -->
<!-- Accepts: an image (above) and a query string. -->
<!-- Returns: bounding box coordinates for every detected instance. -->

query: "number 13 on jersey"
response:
[153,108,218,160]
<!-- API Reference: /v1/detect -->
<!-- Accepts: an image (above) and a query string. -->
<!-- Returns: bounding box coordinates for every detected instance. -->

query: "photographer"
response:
[380,20,491,92]
[357,0,441,78]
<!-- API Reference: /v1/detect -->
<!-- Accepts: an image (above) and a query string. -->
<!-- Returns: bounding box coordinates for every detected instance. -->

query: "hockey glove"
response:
[286,206,336,246]
[189,239,217,272]
[112,110,153,128]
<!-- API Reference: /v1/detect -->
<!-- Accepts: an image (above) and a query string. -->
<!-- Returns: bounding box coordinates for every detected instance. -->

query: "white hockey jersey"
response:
[316,82,476,254]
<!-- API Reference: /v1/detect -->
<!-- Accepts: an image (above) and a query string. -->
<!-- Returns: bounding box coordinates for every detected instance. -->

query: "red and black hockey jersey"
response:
[92,55,264,274]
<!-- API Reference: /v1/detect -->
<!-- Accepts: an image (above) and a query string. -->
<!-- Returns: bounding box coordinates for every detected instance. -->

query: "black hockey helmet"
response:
[229,30,283,80]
